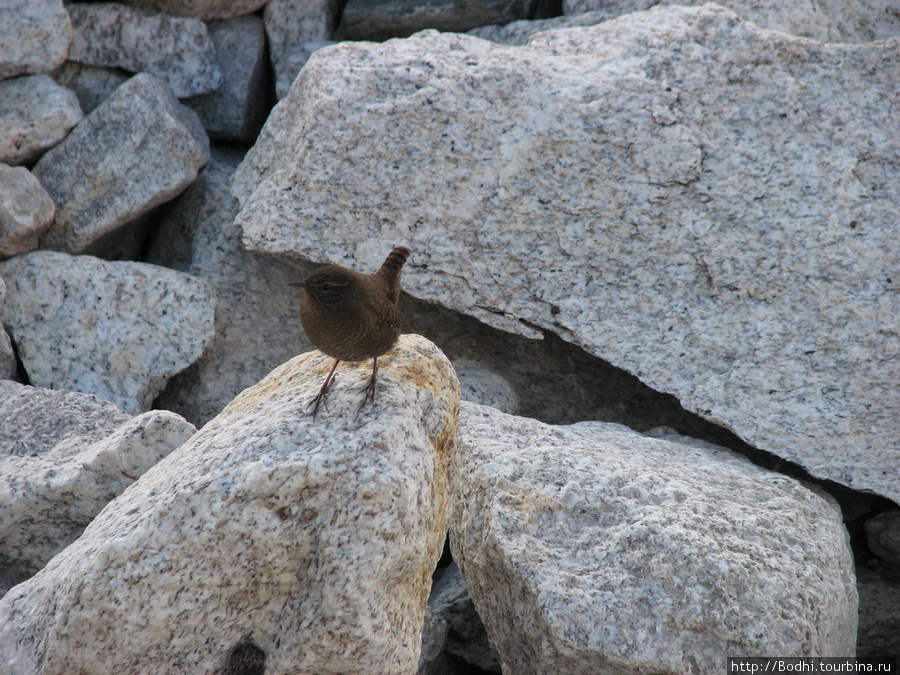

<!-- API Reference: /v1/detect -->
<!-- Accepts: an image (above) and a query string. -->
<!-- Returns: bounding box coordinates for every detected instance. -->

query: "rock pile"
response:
[1,0,897,672]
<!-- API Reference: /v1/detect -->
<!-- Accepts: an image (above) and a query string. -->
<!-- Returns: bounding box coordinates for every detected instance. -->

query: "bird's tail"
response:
[377,246,410,303]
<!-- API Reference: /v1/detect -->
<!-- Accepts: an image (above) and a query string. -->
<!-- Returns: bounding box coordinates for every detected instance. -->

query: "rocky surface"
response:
[0,165,55,259]
[0,74,83,166]
[0,280,17,380]
[424,562,500,673]
[67,2,222,98]
[0,334,459,674]
[264,0,340,99]
[233,5,900,506]
[562,0,900,43]
[0,381,195,595]
[184,15,270,143]
[0,251,216,414]
[0,0,72,80]
[146,162,314,426]
[865,510,900,568]
[51,62,130,115]
[452,402,858,671]
[0,0,897,669]
[337,0,548,41]
[35,73,209,255]
[112,0,270,20]
[856,566,900,658]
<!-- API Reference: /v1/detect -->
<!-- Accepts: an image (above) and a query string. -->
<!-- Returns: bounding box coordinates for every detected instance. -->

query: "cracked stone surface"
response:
[232,4,900,504]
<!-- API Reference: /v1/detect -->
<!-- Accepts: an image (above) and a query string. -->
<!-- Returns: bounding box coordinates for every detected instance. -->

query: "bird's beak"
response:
[286,281,305,288]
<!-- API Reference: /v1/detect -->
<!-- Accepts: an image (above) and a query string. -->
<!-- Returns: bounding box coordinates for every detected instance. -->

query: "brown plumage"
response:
[288,246,410,416]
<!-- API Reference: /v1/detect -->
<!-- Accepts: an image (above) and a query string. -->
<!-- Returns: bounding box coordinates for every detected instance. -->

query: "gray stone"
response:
[856,565,900,658]
[451,402,857,672]
[468,10,614,45]
[0,0,71,81]
[146,162,314,426]
[0,280,16,379]
[865,510,900,568]
[425,562,500,673]
[264,0,339,99]
[110,0,269,20]
[0,75,83,165]
[0,334,459,674]
[232,6,900,504]
[453,358,519,414]
[0,251,216,414]
[0,381,195,595]
[0,164,55,259]
[35,73,209,254]
[337,0,543,41]
[52,62,130,114]
[67,2,222,98]
[184,16,270,143]
[562,0,900,43]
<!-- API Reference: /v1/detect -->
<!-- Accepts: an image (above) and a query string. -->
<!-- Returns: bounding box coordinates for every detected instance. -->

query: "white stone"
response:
[146,162,315,426]
[453,358,518,414]
[264,0,339,100]
[0,164,55,259]
[0,334,459,674]
[0,381,195,594]
[0,75,83,165]
[562,0,900,43]
[0,0,71,80]
[0,251,216,414]
[35,73,209,254]
[67,2,222,98]
[232,6,900,504]
[111,0,269,20]
[451,403,857,672]
[184,16,270,142]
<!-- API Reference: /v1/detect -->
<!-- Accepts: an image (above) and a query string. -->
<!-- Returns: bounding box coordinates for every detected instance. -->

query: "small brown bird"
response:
[288,246,410,416]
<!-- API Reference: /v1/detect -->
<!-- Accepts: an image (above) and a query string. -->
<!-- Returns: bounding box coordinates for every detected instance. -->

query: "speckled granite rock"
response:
[468,9,614,45]
[0,251,216,414]
[264,0,339,99]
[452,404,858,671]
[0,165,55,259]
[453,359,518,414]
[146,162,314,426]
[52,62,130,115]
[111,0,269,20]
[865,510,900,568]
[184,15,270,143]
[337,0,544,41]
[0,280,16,380]
[856,565,900,658]
[0,0,71,80]
[67,2,222,98]
[0,381,195,595]
[35,73,209,254]
[0,334,459,674]
[0,75,83,166]
[424,562,500,673]
[562,0,900,43]
[232,5,900,504]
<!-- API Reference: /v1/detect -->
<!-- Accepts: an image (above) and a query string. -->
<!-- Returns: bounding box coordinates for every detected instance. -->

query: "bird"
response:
[288,246,410,416]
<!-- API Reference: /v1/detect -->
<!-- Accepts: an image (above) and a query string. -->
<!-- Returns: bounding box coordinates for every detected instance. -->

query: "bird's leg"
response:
[310,358,340,417]
[359,357,379,410]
